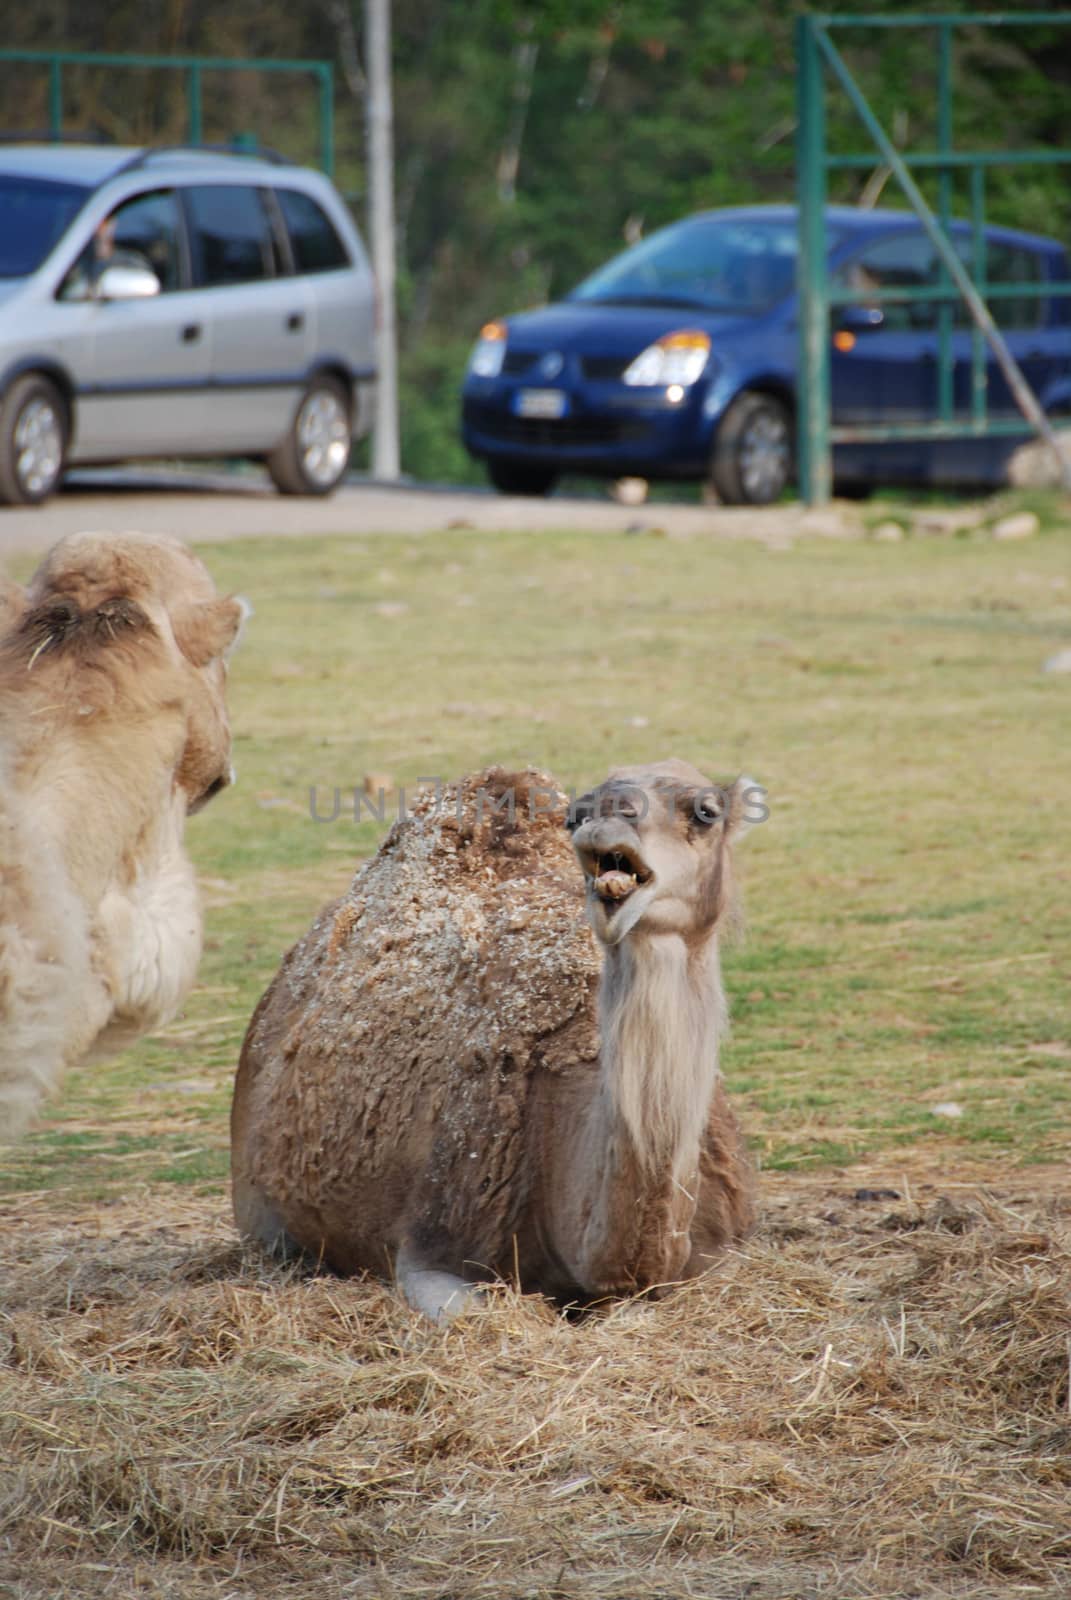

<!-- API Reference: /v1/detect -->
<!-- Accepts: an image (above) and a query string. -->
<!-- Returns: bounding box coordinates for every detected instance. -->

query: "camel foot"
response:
[396,1245,484,1323]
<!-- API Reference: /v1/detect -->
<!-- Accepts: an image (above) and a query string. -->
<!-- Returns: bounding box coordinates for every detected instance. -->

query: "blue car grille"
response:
[463,399,646,449]
[501,351,631,381]
[579,355,630,381]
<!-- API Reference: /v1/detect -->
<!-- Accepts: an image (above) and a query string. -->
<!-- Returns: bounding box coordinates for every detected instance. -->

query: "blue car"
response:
[461,204,1071,502]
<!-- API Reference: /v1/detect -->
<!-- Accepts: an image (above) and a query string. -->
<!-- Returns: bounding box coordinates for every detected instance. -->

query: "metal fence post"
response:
[318,64,334,177]
[188,63,203,143]
[48,58,63,139]
[796,15,831,506]
[969,165,987,426]
[366,0,401,480]
[935,22,954,421]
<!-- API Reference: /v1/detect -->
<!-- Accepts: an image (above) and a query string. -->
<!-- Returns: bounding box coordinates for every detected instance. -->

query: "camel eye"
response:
[694,793,723,826]
[566,796,594,833]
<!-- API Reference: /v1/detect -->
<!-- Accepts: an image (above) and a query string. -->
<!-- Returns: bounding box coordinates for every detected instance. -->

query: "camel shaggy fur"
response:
[232,762,756,1319]
[0,531,245,1139]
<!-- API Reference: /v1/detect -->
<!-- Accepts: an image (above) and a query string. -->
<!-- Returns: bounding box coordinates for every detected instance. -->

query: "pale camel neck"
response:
[549,929,727,1296]
[599,931,726,1174]
[8,708,180,907]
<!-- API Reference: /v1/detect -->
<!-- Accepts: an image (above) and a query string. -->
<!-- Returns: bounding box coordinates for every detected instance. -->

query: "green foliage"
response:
[4,3,1071,476]
[398,337,486,485]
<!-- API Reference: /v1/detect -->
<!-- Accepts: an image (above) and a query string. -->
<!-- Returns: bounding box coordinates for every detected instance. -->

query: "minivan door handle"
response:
[181,323,202,344]
[286,312,304,333]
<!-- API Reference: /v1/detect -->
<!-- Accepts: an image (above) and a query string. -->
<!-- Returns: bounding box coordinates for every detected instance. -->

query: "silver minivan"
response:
[0,144,376,505]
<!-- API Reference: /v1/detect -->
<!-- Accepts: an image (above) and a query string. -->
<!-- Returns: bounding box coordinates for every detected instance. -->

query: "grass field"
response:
[2,507,1070,1597]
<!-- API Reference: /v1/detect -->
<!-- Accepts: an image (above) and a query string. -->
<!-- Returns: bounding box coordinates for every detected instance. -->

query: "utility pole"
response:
[365,0,400,479]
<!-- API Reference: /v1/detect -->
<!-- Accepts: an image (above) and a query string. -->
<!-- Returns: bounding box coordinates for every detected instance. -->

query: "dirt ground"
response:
[2,1153,1068,1600]
[0,467,863,555]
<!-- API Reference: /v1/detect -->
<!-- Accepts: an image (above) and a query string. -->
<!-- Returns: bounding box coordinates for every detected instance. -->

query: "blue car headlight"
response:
[467,320,507,378]
[623,329,711,388]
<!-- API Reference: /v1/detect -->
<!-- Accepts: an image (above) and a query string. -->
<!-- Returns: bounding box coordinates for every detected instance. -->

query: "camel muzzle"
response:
[572,825,653,909]
[188,765,234,815]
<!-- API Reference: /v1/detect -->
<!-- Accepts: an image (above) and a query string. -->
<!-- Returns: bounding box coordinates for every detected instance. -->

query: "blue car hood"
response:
[503,299,767,353]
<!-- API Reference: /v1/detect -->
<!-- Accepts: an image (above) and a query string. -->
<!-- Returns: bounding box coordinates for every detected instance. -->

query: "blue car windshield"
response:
[0,175,90,278]
[569,217,803,314]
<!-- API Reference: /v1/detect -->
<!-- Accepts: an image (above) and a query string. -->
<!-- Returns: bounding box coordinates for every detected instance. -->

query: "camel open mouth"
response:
[588,849,653,907]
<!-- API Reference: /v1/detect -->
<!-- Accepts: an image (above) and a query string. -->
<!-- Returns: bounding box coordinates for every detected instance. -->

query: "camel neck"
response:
[599,931,726,1175]
[541,929,727,1298]
[6,716,184,907]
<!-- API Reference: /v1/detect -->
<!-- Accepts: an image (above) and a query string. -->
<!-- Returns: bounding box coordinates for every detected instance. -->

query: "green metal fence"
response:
[796,12,1071,504]
[0,49,335,176]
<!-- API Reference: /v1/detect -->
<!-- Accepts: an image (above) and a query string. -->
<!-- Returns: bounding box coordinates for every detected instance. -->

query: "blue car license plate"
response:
[514,387,568,419]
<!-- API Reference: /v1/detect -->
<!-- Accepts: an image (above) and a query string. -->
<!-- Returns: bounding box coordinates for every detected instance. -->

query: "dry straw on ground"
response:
[1,1161,1069,1600]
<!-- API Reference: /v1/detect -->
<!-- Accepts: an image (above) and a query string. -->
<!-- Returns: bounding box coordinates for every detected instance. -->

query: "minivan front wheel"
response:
[0,374,68,506]
[709,392,792,506]
[269,376,352,496]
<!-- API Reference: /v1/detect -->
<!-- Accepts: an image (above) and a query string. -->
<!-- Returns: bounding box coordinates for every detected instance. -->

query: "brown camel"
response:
[0,531,245,1139]
[231,762,757,1319]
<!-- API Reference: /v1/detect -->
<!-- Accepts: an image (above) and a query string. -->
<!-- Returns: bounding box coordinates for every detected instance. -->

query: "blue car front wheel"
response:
[487,459,558,497]
[709,391,792,506]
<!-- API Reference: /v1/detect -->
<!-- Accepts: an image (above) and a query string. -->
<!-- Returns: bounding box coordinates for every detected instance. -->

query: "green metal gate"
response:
[796,12,1071,504]
[0,49,335,175]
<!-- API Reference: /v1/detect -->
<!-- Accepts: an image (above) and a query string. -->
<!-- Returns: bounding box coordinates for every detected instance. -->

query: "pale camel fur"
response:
[0,531,245,1139]
[232,762,757,1320]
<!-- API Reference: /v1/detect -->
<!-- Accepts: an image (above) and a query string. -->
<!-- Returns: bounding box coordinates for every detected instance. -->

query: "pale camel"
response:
[0,531,246,1139]
[231,762,757,1319]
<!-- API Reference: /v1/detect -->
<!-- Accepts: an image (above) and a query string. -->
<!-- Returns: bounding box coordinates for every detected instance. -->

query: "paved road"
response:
[0,468,845,557]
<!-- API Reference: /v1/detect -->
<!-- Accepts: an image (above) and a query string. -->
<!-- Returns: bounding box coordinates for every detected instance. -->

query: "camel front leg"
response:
[395,1242,485,1323]
[93,820,203,1051]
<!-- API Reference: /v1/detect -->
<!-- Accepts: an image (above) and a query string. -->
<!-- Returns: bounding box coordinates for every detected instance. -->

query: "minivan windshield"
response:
[570,216,804,315]
[0,175,90,279]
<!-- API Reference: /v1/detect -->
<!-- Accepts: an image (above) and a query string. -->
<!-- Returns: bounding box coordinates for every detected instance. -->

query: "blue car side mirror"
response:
[837,303,885,334]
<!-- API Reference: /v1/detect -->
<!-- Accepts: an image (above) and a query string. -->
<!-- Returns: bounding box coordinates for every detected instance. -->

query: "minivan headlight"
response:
[623,329,711,387]
[468,320,508,378]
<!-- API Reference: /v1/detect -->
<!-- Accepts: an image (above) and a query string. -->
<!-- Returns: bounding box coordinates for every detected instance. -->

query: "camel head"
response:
[569,758,759,946]
[10,531,247,814]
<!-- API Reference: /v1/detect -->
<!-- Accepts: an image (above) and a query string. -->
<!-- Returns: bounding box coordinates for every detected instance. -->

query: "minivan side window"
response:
[1,175,90,279]
[274,188,351,273]
[59,189,183,300]
[184,185,276,288]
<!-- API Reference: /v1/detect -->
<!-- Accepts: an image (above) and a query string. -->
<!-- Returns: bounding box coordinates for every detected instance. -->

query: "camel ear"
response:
[728,775,767,839]
[0,574,28,633]
[172,595,250,667]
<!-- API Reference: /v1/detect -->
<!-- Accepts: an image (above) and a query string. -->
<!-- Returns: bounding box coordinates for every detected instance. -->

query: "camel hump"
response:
[257,767,600,1069]
[231,768,603,1276]
[392,766,575,880]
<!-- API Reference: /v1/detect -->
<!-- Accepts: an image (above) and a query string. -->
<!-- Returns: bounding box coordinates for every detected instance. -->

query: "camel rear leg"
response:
[395,1242,485,1323]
